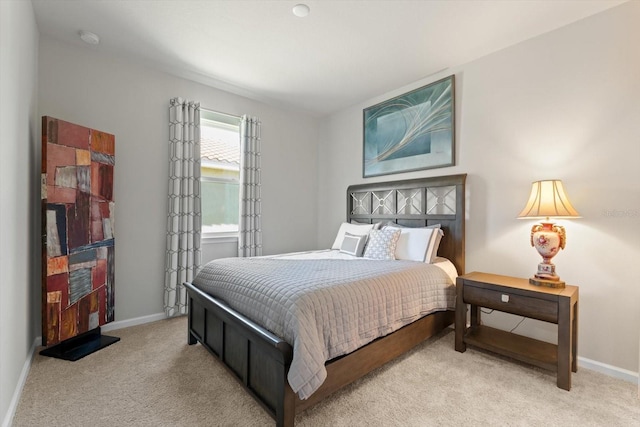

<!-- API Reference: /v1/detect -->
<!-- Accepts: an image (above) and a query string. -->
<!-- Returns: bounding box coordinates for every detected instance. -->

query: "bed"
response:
[183,174,466,426]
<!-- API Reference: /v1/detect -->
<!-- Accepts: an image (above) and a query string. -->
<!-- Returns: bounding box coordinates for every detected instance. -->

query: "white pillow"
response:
[425,228,444,263]
[351,220,383,230]
[381,221,441,231]
[331,222,374,250]
[363,229,401,260]
[383,225,435,262]
[383,224,444,263]
[339,232,368,257]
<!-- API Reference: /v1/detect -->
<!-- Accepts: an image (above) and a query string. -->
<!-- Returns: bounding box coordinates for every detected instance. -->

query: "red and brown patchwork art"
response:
[42,117,115,346]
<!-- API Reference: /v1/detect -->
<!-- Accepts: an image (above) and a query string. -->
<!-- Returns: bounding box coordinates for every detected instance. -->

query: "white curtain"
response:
[164,98,201,317]
[238,115,262,257]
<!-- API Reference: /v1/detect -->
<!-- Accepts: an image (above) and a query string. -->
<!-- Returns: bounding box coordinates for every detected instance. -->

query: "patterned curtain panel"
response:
[238,116,262,257]
[164,98,202,317]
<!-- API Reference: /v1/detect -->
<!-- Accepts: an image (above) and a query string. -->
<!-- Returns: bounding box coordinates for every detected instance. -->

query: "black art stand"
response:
[40,327,120,361]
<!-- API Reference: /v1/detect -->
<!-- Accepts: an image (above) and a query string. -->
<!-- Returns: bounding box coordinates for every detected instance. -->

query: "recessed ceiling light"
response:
[292,4,310,18]
[79,30,100,45]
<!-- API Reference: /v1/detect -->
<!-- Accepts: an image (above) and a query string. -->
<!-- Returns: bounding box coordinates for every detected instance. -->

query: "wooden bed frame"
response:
[184,173,466,426]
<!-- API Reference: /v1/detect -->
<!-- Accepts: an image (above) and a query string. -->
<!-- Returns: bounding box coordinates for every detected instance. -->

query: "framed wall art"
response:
[363,75,455,178]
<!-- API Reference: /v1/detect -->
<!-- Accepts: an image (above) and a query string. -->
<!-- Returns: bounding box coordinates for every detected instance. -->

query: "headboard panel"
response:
[347,174,466,274]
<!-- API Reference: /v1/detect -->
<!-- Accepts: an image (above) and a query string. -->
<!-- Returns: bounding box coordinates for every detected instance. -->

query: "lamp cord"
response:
[477,309,526,333]
[510,317,526,332]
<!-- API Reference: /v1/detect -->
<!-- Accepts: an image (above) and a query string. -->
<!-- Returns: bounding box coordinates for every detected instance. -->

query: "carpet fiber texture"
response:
[13,316,640,426]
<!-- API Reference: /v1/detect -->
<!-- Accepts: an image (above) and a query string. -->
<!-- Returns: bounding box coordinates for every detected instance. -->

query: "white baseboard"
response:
[578,356,639,385]
[101,312,167,333]
[2,312,166,427]
[2,337,39,427]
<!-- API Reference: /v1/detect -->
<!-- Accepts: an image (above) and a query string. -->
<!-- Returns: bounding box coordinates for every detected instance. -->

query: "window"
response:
[200,109,241,239]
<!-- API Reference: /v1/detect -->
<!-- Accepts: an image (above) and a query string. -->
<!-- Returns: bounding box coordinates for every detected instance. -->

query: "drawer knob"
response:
[501,294,510,303]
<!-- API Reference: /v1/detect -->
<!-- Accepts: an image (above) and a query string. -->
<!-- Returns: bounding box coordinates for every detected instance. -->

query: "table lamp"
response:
[518,180,580,288]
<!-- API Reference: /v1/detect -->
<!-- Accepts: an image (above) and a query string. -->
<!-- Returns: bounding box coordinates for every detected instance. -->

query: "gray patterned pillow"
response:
[363,228,401,260]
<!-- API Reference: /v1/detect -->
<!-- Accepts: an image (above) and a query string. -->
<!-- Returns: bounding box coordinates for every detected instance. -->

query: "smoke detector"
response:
[292,4,310,18]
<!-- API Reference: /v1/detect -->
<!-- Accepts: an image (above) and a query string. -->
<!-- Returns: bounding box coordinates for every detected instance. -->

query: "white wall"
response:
[0,0,39,425]
[38,37,319,323]
[318,2,640,374]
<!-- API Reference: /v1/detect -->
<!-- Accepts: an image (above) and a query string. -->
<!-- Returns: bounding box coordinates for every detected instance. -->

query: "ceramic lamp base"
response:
[529,277,566,288]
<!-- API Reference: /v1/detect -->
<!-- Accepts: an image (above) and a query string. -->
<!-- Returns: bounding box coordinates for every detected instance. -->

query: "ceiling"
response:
[32,0,625,117]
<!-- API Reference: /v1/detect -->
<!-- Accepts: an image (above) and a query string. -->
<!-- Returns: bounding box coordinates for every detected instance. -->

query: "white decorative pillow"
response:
[351,220,384,230]
[425,227,444,263]
[331,222,374,250]
[381,221,441,231]
[339,232,368,257]
[363,229,401,260]
[383,225,435,262]
[383,224,444,263]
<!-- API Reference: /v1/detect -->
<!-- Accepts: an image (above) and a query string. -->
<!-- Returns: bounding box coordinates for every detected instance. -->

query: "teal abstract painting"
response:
[363,75,454,177]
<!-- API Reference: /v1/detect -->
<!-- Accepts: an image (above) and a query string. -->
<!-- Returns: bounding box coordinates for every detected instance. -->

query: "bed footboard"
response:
[183,282,295,427]
[185,278,453,426]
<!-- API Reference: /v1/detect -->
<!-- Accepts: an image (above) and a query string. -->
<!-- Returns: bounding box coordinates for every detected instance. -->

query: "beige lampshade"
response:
[518,180,580,219]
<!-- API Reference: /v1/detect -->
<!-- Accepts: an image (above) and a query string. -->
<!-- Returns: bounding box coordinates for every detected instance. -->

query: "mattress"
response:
[192,250,456,399]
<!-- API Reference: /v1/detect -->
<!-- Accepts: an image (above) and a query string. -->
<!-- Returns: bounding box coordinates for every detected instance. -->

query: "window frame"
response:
[200,108,242,242]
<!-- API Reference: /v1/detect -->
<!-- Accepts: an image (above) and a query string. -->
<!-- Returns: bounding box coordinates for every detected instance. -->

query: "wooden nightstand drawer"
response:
[464,285,558,323]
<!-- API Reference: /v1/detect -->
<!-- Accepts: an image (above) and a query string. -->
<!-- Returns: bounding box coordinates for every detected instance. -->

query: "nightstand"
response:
[455,271,579,390]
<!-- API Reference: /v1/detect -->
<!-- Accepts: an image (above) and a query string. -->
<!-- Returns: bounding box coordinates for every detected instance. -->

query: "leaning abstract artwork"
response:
[41,117,115,346]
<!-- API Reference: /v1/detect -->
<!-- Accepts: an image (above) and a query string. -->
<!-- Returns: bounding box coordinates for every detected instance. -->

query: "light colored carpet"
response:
[13,317,640,426]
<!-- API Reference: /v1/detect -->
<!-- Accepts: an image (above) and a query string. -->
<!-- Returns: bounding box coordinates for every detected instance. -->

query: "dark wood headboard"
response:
[347,174,466,274]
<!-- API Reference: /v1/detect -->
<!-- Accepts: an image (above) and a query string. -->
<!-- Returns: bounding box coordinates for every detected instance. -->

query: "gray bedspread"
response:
[192,257,455,399]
